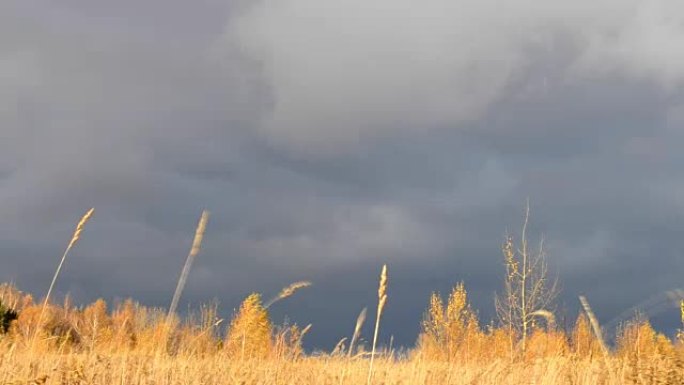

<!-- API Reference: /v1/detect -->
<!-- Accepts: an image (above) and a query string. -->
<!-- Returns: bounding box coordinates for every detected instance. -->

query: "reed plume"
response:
[530,309,556,330]
[348,307,367,357]
[578,295,617,382]
[368,264,388,385]
[579,296,608,354]
[296,323,312,348]
[332,338,347,356]
[340,308,368,385]
[168,210,209,321]
[265,281,312,308]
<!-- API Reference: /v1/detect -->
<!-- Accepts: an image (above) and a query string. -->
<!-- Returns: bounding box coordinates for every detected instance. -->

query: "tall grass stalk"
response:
[37,208,94,338]
[579,295,616,381]
[579,295,608,354]
[367,264,387,385]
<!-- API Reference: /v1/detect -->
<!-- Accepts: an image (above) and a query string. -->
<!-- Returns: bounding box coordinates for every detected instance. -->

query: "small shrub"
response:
[224,293,272,359]
[417,283,481,362]
[0,299,18,334]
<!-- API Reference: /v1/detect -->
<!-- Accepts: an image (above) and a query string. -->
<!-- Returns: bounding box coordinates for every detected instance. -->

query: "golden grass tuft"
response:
[224,293,273,360]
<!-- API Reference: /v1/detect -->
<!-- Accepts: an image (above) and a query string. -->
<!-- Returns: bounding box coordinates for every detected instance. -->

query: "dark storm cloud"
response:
[2,0,684,348]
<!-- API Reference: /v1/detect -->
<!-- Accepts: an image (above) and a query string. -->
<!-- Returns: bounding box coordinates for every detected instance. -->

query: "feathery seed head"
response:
[354,307,367,338]
[189,210,210,257]
[278,281,312,300]
[348,307,368,357]
[265,281,312,308]
[67,208,94,250]
[378,294,387,315]
[378,264,387,300]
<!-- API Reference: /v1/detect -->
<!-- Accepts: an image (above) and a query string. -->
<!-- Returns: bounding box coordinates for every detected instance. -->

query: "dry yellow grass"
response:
[1,280,684,384]
[1,349,683,385]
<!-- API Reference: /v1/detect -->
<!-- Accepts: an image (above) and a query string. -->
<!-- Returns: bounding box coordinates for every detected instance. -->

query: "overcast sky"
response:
[2,0,684,349]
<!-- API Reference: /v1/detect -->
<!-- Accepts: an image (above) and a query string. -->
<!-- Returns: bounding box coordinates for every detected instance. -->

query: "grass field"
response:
[1,281,683,385]
[3,353,677,385]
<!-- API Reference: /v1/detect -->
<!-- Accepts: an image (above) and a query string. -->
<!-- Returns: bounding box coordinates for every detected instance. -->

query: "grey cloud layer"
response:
[2,0,684,347]
[229,0,684,154]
